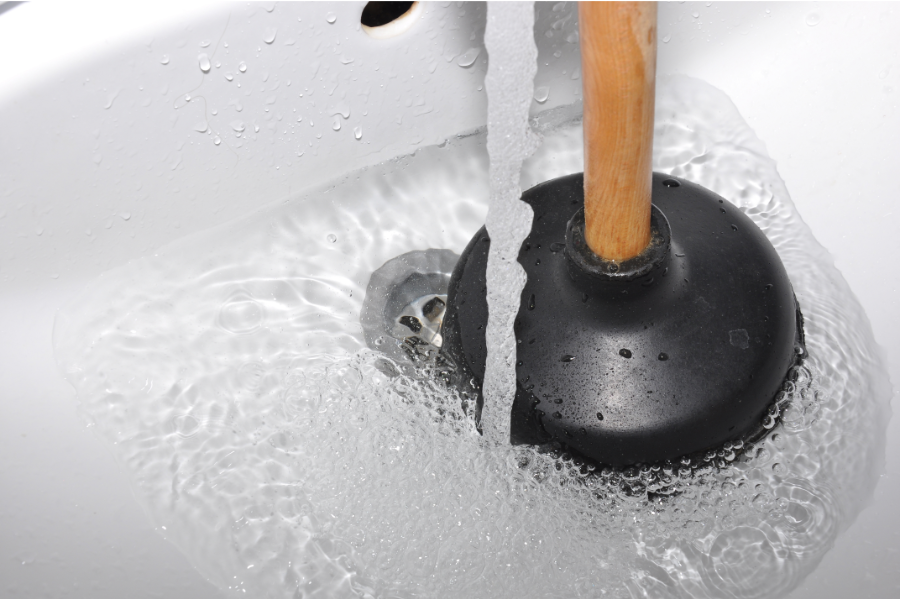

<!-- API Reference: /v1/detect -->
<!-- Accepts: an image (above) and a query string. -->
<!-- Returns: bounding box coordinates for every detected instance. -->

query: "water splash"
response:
[480,2,541,442]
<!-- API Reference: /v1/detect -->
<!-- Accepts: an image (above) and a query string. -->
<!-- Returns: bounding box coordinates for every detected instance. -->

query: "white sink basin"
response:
[1,2,897,596]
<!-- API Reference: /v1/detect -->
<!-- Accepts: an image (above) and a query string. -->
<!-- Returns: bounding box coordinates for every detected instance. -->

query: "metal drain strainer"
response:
[360,249,459,365]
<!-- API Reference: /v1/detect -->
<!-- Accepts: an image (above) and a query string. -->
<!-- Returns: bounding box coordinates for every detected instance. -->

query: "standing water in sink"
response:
[54,27,890,600]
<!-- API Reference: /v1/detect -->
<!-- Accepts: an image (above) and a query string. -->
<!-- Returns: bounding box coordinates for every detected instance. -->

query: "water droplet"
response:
[238,62,247,73]
[663,178,680,188]
[773,462,787,476]
[326,12,337,24]
[326,233,337,243]
[729,329,750,350]
[104,90,120,110]
[528,294,535,310]
[456,47,481,68]
[263,27,277,44]
[533,86,550,104]
[231,120,245,133]
[354,126,363,140]
[92,153,102,165]
[662,34,671,43]
[553,398,563,404]
[332,116,342,131]
[692,10,700,18]
[596,412,604,421]
[658,352,668,361]
[619,349,632,358]
[198,53,211,73]
[552,412,563,419]
[561,355,575,362]
[263,2,275,12]
[160,55,170,65]
[35,227,44,236]
[214,136,221,145]
[194,121,208,133]
[225,73,234,81]
[720,207,726,213]
[731,224,738,231]
[119,212,131,221]
[549,242,565,253]
[329,103,351,119]
[805,12,821,27]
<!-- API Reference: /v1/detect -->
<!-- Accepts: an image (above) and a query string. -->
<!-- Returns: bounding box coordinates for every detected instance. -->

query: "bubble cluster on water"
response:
[54,76,890,597]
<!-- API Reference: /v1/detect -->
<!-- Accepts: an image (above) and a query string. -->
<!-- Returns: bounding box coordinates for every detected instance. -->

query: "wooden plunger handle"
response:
[579,2,657,261]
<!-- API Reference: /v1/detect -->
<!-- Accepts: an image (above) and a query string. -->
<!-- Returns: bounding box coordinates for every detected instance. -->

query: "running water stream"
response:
[52,11,890,599]
[481,1,541,443]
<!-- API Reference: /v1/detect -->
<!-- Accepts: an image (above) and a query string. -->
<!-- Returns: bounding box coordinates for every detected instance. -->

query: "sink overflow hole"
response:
[362,1,416,28]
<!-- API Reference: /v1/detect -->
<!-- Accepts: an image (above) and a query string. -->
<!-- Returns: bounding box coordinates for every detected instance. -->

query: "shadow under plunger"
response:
[440,2,804,467]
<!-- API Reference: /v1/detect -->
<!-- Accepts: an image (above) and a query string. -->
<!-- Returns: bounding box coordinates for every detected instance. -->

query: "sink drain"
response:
[360,249,459,365]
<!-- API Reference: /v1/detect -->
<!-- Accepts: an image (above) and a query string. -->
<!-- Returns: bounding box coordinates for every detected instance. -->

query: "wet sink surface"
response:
[1,2,899,597]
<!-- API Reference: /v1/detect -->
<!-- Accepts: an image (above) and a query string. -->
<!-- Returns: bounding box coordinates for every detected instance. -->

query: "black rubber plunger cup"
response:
[440,173,804,466]
[439,3,804,467]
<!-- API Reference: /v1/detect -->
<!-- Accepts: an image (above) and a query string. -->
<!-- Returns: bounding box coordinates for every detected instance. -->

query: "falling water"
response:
[480,1,541,442]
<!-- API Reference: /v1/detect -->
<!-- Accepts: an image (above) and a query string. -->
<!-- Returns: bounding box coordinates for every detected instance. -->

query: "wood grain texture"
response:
[580,1,657,261]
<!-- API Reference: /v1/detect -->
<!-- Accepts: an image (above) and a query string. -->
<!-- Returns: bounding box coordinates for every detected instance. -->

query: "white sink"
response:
[1,2,897,596]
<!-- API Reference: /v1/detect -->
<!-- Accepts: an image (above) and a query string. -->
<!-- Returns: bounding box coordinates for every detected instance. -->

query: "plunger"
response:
[440,2,804,467]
